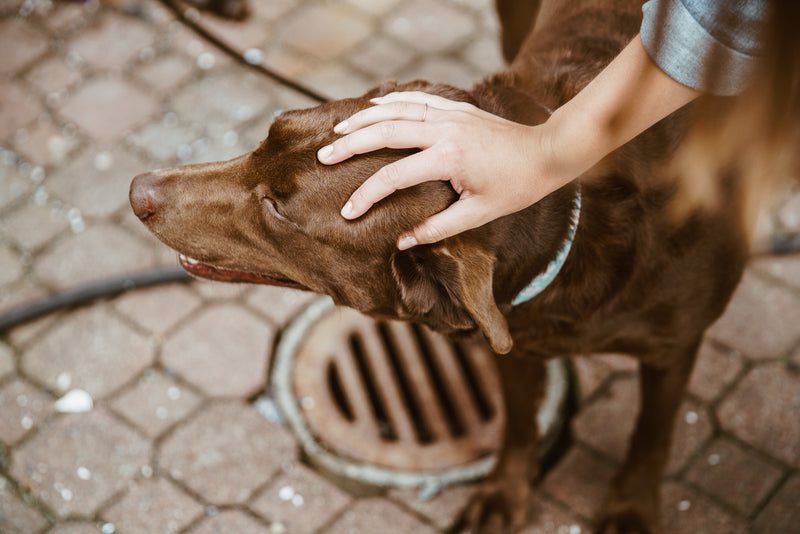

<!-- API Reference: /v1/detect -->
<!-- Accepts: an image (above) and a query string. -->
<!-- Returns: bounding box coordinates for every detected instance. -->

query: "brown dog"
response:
[130,0,748,531]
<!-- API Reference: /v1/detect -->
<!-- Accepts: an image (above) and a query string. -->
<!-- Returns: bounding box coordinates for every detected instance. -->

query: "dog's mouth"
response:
[178,254,307,290]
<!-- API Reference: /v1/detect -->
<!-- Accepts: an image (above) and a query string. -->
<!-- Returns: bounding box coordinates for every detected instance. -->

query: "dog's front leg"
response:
[597,341,700,534]
[456,351,546,534]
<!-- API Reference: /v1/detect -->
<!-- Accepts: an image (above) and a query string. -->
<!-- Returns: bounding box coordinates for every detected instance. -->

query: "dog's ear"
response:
[390,237,512,354]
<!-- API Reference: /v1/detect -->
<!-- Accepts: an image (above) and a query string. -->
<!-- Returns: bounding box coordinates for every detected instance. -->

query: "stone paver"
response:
[685,436,783,515]
[0,342,14,380]
[60,77,159,141]
[191,510,270,534]
[113,284,201,337]
[707,271,800,359]
[328,498,438,534]
[162,304,274,397]
[717,363,800,467]
[102,477,204,534]
[0,476,48,534]
[46,146,148,218]
[0,378,51,444]
[23,305,155,398]
[159,401,295,505]
[1,3,798,532]
[110,370,202,438]
[250,463,352,533]
[753,474,800,533]
[11,409,151,518]
[35,223,156,289]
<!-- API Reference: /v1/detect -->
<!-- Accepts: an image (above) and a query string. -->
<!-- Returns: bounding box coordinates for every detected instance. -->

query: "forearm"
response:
[542,35,700,183]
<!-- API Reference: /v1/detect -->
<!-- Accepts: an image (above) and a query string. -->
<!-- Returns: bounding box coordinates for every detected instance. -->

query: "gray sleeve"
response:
[640,0,767,96]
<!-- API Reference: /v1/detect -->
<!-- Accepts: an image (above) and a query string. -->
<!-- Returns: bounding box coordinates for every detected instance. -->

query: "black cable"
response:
[0,267,192,334]
[156,0,330,104]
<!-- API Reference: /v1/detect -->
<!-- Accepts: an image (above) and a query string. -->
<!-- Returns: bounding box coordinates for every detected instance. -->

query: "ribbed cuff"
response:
[641,0,758,96]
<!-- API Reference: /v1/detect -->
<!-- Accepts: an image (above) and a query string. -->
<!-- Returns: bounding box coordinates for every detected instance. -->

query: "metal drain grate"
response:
[271,297,569,490]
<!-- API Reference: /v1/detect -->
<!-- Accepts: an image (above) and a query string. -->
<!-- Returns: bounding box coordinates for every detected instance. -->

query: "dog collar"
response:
[512,187,581,306]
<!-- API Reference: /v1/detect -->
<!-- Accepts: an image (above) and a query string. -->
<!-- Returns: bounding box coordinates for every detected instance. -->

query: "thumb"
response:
[397,197,489,250]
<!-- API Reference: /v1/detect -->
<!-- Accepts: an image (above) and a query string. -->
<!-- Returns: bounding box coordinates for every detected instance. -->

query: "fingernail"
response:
[340,201,353,217]
[398,235,418,250]
[334,120,349,134]
[370,97,384,104]
[317,145,333,160]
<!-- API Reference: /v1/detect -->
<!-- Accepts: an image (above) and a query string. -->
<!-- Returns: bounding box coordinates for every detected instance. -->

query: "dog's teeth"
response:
[179,254,187,261]
[187,257,199,265]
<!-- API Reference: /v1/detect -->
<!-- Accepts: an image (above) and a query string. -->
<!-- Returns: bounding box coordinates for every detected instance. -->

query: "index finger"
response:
[318,120,436,164]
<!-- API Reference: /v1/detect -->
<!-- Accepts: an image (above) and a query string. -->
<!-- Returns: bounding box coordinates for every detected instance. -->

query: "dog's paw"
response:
[451,478,529,534]
[596,495,658,534]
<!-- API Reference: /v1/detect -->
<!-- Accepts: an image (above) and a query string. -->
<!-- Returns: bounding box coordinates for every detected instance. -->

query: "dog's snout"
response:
[130,172,163,220]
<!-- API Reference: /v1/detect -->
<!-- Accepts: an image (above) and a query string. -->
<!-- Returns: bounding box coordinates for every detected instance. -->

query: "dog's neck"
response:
[471,77,583,306]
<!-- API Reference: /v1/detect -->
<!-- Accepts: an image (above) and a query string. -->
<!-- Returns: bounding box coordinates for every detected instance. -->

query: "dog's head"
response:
[130,80,513,353]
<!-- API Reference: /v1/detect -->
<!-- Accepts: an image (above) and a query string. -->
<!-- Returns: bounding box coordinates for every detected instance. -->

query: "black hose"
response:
[0,267,192,334]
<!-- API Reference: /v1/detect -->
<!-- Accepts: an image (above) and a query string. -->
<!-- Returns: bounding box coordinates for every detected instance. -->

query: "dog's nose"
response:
[130,172,162,220]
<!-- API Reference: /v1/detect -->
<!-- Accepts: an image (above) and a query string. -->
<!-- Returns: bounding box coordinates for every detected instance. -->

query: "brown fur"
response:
[130,1,748,531]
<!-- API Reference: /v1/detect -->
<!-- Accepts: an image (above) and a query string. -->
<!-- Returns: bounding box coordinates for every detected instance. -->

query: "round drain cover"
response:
[271,297,569,490]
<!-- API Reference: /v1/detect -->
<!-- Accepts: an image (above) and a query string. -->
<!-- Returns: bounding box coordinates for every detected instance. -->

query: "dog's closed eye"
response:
[262,195,288,222]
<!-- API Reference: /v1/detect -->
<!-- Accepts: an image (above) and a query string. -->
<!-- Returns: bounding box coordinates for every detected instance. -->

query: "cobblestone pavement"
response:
[1,1,799,532]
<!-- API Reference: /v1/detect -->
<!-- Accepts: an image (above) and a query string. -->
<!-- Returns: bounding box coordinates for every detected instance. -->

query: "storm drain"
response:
[270,297,569,493]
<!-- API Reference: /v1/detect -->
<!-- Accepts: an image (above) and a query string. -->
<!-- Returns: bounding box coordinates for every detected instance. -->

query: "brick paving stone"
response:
[134,54,195,94]
[0,19,49,75]
[199,13,271,51]
[400,56,480,90]
[0,164,33,211]
[706,271,800,359]
[541,447,615,520]
[114,284,201,336]
[280,4,371,60]
[69,13,154,70]
[687,341,745,402]
[348,35,415,78]
[1,201,69,251]
[260,45,313,79]
[328,498,437,534]
[0,378,51,444]
[521,494,591,533]
[39,2,95,36]
[572,356,612,401]
[685,436,783,515]
[347,0,401,15]
[250,463,352,533]
[246,286,317,326]
[2,286,56,348]
[110,369,202,438]
[49,522,102,534]
[159,401,296,505]
[391,484,476,531]
[102,477,204,534]
[753,254,800,289]
[0,342,14,380]
[12,118,80,168]
[25,56,83,96]
[170,70,271,130]
[35,224,156,289]
[777,189,800,232]
[0,244,23,287]
[10,409,151,518]
[60,77,159,141]
[659,481,747,534]
[23,305,154,398]
[299,63,373,100]
[0,80,42,141]
[47,146,148,218]
[753,474,800,533]
[191,510,270,534]
[386,1,476,53]
[717,363,800,467]
[464,34,506,74]
[0,476,48,534]
[573,376,712,474]
[161,304,274,397]
[129,119,200,163]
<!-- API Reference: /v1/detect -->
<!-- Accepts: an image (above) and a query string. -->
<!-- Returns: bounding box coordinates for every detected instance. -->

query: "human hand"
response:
[317,91,568,250]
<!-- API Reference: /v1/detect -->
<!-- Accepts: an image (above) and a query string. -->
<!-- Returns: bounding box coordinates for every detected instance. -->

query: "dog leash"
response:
[512,187,582,306]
